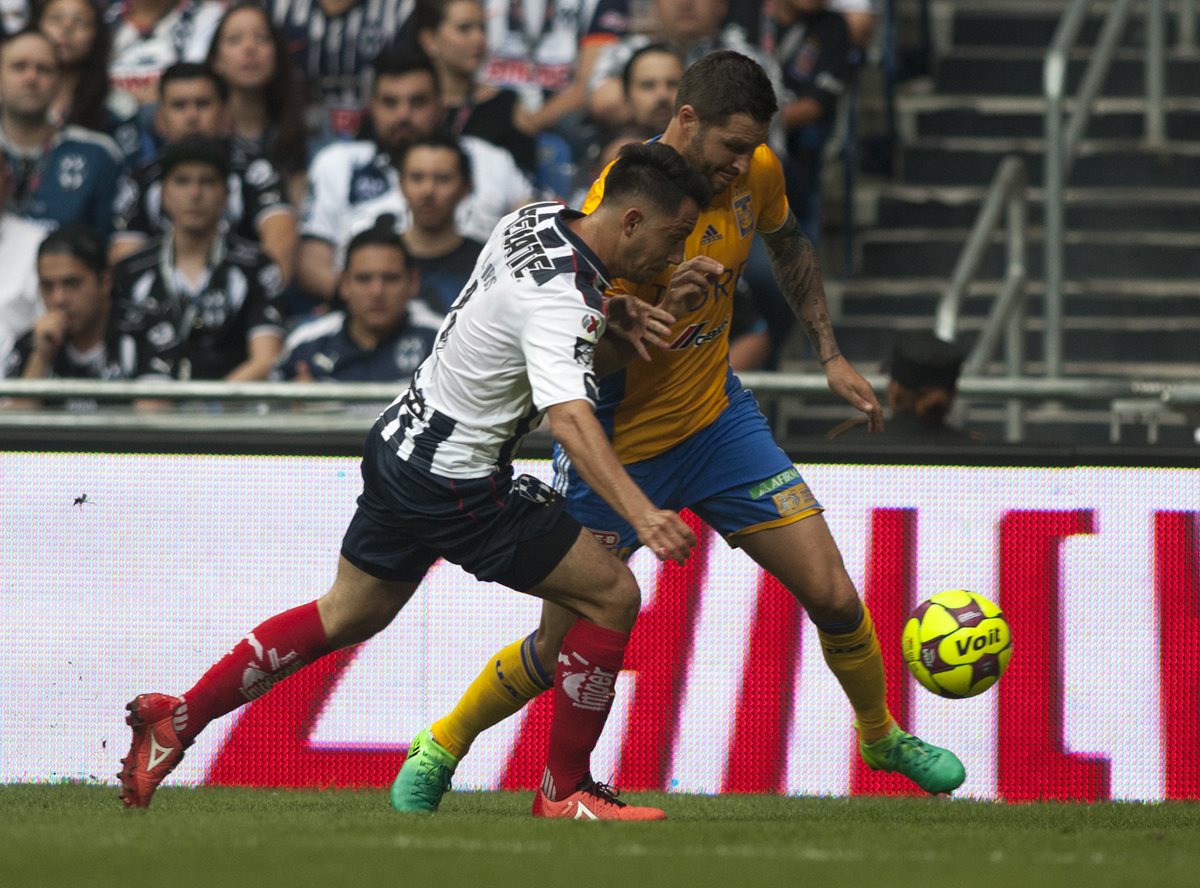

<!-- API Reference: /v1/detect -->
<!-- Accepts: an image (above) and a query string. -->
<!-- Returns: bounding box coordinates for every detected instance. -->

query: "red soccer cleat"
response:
[531,780,666,821]
[118,693,185,809]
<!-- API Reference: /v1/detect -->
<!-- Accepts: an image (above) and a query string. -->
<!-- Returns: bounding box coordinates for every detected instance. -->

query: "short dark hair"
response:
[398,134,472,184]
[622,42,684,94]
[160,136,231,180]
[159,62,228,103]
[888,332,966,390]
[372,52,439,94]
[413,0,480,35]
[675,50,777,126]
[37,224,107,275]
[1,27,57,59]
[345,215,412,268]
[601,141,711,215]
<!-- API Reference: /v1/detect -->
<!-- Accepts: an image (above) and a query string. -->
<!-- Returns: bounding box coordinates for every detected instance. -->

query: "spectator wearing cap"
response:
[828,332,981,444]
[112,137,286,382]
[276,221,442,383]
[110,63,297,283]
[2,224,146,410]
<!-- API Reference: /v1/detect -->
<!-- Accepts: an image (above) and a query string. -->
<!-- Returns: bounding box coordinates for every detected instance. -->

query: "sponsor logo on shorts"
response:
[772,482,818,518]
[514,474,556,505]
[588,528,620,548]
[748,468,801,500]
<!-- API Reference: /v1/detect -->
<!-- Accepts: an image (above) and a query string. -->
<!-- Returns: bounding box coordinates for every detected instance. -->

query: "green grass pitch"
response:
[2,784,1198,888]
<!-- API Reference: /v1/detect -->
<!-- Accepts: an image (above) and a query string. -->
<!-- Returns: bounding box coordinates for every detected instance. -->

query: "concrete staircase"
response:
[796,0,1200,445]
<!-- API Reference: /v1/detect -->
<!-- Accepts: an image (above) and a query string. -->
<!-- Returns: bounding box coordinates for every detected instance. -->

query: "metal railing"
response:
[933,156,1029,441]
[1043,0,1170,377]
[0,375,1188,438]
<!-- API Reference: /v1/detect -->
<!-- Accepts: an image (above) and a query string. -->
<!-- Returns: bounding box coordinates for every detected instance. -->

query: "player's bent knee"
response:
[598,566,641,632]
[318,569,413,648]
[801,571,861,625]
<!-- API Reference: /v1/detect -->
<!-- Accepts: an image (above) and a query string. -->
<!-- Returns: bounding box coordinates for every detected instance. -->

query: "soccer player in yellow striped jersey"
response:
[392,51,967,812]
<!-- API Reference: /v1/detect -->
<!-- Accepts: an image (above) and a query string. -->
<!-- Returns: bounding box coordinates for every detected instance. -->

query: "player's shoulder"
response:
[749,144,785,181]
[494,200,565,233]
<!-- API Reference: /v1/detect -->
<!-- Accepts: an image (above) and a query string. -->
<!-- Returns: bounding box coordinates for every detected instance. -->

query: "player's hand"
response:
[605,293,676,361]
[32,311,69,358]
[824,355,884,433]
[661,256,724,317]
[633,508,696,564]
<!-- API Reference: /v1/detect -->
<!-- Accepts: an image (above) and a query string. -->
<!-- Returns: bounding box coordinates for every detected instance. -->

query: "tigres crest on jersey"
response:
[582,143,789,463]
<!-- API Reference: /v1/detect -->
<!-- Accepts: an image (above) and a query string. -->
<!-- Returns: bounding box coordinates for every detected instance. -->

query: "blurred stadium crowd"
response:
[0,0,874,399]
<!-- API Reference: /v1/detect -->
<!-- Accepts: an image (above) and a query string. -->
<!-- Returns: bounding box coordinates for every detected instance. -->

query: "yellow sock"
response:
[431,632,552,760]
[817,603,894,744]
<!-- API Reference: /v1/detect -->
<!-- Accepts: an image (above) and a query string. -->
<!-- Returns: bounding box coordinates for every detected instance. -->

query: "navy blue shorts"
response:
[555,381,822,558]
[341,424,582,592]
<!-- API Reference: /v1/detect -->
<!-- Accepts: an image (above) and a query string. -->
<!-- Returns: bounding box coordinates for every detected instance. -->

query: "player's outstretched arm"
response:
[546,399,695,563]
[760,211,883,432]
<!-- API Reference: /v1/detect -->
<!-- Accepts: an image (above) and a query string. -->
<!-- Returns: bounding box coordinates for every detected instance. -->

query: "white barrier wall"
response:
[2,452,1197,800]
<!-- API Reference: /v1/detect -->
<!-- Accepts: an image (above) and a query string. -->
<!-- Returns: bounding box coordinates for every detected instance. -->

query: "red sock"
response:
[174,600,332,744]
[541,619,629,800]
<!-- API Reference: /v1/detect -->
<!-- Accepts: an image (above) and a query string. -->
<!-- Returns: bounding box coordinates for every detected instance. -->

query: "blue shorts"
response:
[342,422,582,591]
[554,381,822,557]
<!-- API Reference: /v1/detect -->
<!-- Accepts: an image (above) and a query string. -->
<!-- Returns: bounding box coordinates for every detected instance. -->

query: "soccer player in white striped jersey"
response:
[118,141,712,821]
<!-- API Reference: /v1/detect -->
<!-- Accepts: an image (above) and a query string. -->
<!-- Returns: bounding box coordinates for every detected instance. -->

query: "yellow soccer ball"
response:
[902,590,1012,698]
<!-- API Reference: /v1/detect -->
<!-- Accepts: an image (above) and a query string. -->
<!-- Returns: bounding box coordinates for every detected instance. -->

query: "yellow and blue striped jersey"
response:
[583,143,790,463]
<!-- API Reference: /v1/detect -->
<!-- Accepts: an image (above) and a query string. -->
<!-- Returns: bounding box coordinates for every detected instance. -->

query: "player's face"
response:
[39,0,98,69]
[157,79,224,142]
[37,253,109,335]
[340,245,417,336]
[624,197,700,282]
[682,112,769,194]
[371,72,442,151]
[627,52,683,135]
[400,146,470,233]
[211,7,276,91]
[422,0,488,77]
[0,34,59,119]
[161,163,228,234]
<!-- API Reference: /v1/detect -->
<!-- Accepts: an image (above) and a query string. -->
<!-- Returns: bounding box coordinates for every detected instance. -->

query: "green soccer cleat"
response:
[390,727,459,813]
[858,723,966,794]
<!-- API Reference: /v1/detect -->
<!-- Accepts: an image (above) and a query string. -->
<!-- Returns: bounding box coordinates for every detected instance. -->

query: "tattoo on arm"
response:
[759,211,840,362]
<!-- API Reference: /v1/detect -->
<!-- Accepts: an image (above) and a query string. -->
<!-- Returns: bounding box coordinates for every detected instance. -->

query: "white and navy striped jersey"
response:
[378,202,609,478]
